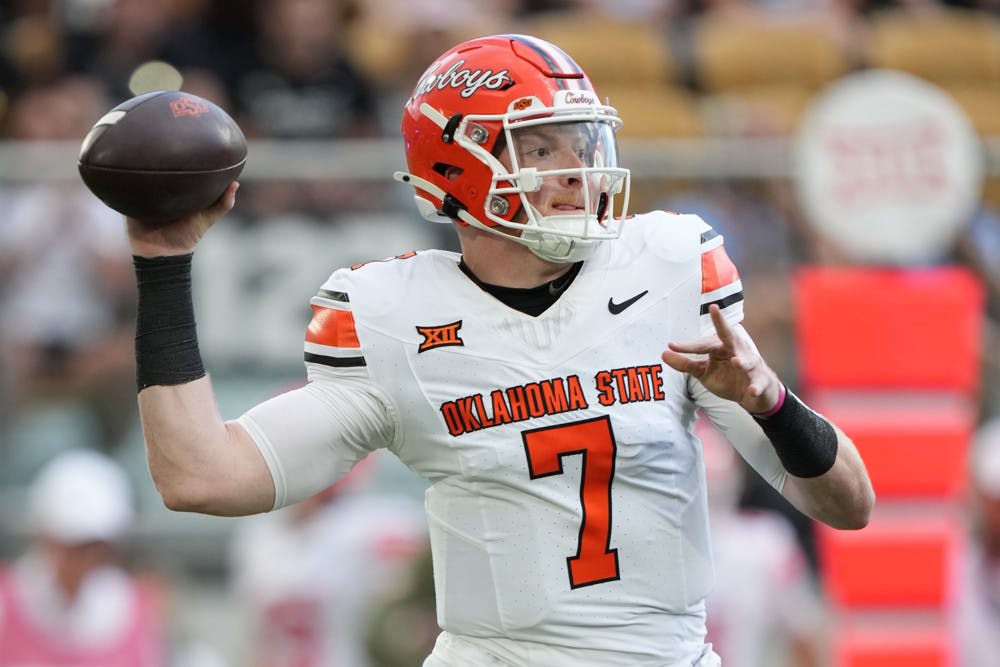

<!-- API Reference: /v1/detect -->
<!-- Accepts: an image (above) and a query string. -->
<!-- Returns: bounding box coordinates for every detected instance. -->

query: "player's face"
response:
[503,121,618,219]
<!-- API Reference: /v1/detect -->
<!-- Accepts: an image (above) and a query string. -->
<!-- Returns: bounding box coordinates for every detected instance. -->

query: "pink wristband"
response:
[751,383,786,419]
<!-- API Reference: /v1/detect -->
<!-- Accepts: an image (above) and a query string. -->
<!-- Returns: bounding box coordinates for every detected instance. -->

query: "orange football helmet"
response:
[394,34,630,263]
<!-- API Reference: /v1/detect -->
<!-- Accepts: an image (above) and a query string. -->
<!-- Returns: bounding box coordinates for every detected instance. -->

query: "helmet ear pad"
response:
[448,120,524,227]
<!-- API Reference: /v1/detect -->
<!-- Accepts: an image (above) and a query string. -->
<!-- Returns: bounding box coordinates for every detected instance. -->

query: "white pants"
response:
[423,632,723,667]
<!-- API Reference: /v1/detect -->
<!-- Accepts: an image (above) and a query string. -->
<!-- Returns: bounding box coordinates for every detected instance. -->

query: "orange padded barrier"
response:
[818,512,960,608]
[794,267,984,393]
[834,623,953,667]
[810,392,975,499]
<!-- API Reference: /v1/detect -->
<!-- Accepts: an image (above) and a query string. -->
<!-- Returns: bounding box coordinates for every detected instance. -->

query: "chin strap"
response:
[393,170,484,229]
[392,170,445,200]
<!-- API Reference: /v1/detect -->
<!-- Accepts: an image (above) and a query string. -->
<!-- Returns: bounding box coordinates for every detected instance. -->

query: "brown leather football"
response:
[78,90,247,223]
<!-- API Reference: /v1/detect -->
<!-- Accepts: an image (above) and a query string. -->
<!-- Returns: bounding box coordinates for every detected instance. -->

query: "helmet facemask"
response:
[454,98,630,263]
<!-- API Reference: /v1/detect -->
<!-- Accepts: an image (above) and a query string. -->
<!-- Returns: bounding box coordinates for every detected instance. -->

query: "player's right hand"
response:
[127,181,239,258]
[661,303,781,414]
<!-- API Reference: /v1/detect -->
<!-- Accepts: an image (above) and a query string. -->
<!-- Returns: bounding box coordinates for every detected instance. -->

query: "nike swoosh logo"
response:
[608,290,649,314]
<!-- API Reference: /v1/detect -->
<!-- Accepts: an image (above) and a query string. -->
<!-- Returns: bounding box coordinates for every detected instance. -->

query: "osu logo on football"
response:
[416,321,464,353]
[170,97,210,117]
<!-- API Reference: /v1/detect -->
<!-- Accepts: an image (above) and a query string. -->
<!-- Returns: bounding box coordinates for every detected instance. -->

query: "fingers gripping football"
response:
[126,182,239,258]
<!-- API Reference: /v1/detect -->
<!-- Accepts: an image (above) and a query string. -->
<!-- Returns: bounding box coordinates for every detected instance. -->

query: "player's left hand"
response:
[661,304,781,414]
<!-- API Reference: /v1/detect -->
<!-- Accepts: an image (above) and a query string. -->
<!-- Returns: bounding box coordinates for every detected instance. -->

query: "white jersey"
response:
[239,211,788,666]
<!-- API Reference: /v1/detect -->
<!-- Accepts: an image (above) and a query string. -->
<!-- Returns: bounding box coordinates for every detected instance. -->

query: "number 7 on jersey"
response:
[523,415,621,589]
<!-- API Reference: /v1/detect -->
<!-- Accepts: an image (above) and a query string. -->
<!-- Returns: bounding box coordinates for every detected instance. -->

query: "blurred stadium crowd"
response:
[1,0,1000,666]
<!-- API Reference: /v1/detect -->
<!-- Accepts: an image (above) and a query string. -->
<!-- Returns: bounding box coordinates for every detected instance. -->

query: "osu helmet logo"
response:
[170,96,210,117]
[416,321,464,353]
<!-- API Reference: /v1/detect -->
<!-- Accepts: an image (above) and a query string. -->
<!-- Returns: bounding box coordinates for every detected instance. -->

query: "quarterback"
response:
[126,35,874,666]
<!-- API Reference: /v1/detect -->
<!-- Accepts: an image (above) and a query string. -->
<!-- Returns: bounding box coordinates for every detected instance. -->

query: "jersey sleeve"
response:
[238,366,397,510]
[688,376,787,493]
[697,219,744,336]
[304,286,367,370]
[237,277,398,510]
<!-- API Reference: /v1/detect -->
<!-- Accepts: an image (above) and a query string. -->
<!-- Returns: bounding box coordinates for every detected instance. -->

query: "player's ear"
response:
[433,162,463,181]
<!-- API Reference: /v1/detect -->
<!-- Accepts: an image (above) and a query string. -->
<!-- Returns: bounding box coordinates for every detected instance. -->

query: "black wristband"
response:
[753,387,838,478]
[133,253,206,391]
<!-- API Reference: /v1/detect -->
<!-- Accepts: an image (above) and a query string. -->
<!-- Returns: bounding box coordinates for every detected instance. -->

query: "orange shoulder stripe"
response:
[701,245,740,294]
[306,305,360,348]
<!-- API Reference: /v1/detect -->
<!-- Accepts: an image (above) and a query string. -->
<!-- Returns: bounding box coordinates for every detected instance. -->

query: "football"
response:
[78,90,247,223]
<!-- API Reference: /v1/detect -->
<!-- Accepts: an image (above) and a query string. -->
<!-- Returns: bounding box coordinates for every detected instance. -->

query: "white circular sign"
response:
[793,69,984,264]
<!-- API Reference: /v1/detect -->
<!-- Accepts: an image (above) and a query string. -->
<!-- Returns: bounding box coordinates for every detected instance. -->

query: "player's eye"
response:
[522,145,550,161]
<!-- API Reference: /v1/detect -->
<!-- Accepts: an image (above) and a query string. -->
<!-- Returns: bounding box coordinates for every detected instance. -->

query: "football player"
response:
[125,35,874,667]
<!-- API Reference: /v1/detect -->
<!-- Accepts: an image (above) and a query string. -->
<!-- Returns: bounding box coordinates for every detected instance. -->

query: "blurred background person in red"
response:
[228,452,428,667]
[0,448,166,666]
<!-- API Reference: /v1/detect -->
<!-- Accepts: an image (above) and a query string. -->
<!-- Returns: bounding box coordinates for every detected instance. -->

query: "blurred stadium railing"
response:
[4,136,1000,183]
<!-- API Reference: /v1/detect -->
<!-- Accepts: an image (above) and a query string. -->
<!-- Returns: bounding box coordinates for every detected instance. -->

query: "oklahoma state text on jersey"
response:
[438,364,667,437]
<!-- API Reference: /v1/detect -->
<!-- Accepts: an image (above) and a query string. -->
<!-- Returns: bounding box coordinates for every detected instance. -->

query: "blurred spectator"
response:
[953,417,1000,666]
[225,0,384,218]
[699,419,828,667]
[0,449,166,666]
[228,452,427,667]
[364,542,438,667]
[230,0,377,140]
[0,75,136,451]
[70,0,223,103]
[0,13,65,96]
